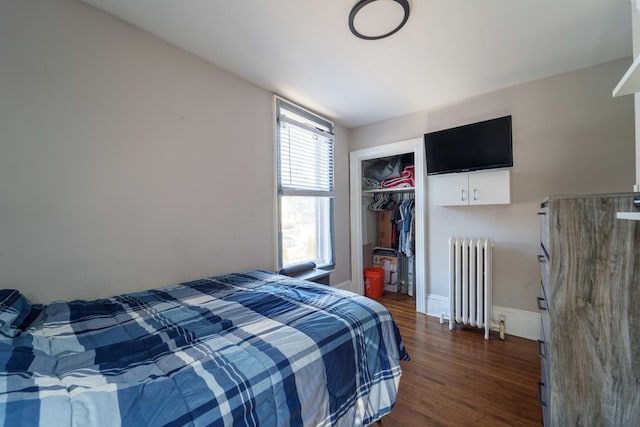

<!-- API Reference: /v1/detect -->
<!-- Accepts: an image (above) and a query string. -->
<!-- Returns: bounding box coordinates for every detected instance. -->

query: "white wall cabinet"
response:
[432,169,510,206]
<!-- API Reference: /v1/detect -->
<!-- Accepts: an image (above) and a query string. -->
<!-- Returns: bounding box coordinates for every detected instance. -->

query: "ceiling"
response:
[81,0,632,128]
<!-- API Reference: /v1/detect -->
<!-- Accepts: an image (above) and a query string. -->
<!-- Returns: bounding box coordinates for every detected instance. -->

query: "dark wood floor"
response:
[378,293,543,427]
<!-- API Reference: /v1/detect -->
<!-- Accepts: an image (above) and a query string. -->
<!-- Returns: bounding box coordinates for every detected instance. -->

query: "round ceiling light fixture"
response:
[349,0,410,40]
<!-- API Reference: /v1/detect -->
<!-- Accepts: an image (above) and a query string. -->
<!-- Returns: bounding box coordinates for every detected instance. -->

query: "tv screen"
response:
[424,116,513,175]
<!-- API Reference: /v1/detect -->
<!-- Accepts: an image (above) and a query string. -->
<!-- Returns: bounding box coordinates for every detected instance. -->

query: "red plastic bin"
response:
[364,267,384,299]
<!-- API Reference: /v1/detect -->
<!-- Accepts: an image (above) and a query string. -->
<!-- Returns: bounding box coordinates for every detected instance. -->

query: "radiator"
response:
[448,237,493,340]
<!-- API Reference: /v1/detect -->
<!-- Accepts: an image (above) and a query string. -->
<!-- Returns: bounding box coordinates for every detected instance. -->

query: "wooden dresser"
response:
[537,193,640,426]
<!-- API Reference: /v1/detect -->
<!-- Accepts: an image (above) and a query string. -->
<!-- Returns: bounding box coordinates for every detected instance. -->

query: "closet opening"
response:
[349,138,426,314]
[362,154,415,305]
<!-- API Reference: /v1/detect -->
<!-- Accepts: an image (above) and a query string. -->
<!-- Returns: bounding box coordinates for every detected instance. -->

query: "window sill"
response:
[279,262,332,285]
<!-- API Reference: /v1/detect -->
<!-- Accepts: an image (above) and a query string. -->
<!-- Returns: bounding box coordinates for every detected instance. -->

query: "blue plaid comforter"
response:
[0,270,409,426]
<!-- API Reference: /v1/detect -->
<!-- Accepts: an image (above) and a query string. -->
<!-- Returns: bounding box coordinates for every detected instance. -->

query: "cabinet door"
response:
[432,174,468,206]
[468,170,510,205]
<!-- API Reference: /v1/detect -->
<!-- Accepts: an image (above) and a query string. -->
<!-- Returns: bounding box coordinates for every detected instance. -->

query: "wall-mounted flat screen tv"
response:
[424,115,513,175]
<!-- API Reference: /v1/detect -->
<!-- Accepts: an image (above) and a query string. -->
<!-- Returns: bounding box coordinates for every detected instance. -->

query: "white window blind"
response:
[276,98,335,270]
[278,109,334,197]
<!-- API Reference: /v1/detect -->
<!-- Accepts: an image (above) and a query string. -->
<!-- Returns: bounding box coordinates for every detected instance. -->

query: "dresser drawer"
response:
[540,308,550,353]
[538,203,550,254]
[538,320,550,400]
[538,275,550,309]
[538,318,549,360]
[539,250,550,304]
[538,287,551,426]
[538,281,551,347]
[538,361,550,426]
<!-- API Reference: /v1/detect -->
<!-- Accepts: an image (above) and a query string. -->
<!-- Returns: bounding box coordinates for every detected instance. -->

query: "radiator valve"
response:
[499,320,505,340]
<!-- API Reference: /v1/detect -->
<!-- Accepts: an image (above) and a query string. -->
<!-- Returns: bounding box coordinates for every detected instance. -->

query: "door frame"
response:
[349,138,426,314]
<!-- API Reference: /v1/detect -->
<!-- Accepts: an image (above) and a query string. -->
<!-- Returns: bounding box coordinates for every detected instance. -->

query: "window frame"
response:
[275,97,335,271]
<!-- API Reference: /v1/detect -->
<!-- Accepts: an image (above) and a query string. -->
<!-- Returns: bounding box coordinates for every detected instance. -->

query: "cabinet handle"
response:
[473,188,479,200]
[536,339,546,358]
[537,211,546,216]
[537,254,546,263]
[461,189,466,201]
[536,297,547,311]
[537,381,547,407]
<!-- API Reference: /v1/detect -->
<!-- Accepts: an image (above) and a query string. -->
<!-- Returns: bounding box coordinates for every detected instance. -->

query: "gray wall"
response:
[349,59,634,312]
[0,0,350,303]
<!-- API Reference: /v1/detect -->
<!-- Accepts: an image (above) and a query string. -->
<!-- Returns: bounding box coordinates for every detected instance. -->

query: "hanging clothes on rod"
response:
[391,198,415,256]
[367,193,397,211]
[367,191,415,256]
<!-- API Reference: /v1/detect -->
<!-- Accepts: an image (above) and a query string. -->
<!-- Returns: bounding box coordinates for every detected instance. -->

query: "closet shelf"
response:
[363,187,415,194]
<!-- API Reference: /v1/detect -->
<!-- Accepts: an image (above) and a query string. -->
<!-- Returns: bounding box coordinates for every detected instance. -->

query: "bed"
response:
[0,270,409,426]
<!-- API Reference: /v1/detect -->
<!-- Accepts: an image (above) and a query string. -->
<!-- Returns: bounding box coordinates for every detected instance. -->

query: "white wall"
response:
[349,59,634,312]
[0,0,350,303]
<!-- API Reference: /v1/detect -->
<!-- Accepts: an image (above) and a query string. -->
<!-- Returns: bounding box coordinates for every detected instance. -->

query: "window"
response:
[276,97,334,270]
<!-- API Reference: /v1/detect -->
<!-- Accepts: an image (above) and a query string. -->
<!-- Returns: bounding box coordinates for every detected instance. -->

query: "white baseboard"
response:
[425,293,449,317]
[426,294,540,341]
[491,305,541,341]
[333,287,540,340]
